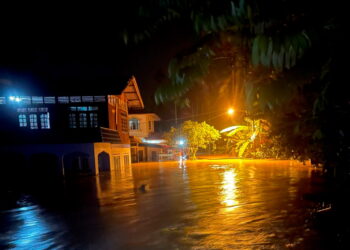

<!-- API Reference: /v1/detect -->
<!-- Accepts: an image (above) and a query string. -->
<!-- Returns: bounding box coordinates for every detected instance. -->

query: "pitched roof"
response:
[122,76,144,110]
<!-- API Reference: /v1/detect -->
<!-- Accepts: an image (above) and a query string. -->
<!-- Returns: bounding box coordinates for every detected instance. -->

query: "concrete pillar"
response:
[93,154,99,176]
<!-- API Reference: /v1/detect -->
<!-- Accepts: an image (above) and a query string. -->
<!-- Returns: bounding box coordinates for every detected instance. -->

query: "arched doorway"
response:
[98,152,110,172]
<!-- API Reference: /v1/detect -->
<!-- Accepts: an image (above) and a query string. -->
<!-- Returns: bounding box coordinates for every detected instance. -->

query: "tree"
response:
[164,120,220,159]
[123,0,348,176]
[221,118,269,157]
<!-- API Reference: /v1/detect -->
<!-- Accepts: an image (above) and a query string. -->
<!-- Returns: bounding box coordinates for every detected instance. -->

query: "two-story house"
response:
[0,76,143,177]
[128,113,172,162]
[128,113,160,139]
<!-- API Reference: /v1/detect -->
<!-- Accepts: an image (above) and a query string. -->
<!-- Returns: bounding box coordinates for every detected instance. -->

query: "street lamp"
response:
[176,138,186,163]
[227,108,235,115]
[9,96,21,102]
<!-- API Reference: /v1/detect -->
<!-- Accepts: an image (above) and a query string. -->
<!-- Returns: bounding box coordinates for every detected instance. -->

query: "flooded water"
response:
[0,160,336,249]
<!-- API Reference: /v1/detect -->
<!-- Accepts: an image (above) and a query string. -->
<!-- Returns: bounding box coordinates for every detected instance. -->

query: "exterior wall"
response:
[146,146,163,162]
[131,146,146,162]
[0,77,142,177]
[131,144,164,162]
[0,96,109,144]
[0,143,97,176]
[128,113,160,139]
[110,144,131,171]
[93,143,131,172]
[0,142,132,177]
[108,95,118,130]
[93,143,113,172]
[115,94,130,144]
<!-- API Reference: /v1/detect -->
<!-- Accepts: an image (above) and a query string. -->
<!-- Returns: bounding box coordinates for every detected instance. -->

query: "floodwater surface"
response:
[0,160,333,249]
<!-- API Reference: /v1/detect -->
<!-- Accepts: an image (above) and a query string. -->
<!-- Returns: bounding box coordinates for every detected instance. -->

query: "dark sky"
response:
[0,6,193,117]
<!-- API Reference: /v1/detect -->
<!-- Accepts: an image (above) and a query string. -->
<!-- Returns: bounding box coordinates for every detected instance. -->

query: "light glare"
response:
[142,139,167,144]
[227,108,234,115]
[220,126,239,133]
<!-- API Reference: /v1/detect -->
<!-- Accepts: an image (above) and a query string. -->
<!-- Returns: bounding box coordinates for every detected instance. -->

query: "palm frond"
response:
[226,125,249,136]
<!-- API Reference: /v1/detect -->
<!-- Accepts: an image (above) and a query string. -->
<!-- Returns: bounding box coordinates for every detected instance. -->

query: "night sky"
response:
[0,5,193,118]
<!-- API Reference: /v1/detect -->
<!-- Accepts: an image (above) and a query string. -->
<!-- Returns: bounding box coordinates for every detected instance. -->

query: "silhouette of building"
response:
[0,76,144,176]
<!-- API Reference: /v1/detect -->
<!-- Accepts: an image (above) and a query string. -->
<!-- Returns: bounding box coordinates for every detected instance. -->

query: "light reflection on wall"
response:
[220,168,239,212]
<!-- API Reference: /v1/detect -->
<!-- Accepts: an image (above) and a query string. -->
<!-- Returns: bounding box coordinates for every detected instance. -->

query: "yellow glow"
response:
[220,125,239,133]
[250,132,257,141]
[227,108,235,115]
[221,169,239,211]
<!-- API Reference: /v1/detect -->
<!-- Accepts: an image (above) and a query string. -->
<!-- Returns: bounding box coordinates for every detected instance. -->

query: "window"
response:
[149,121,152,130]
[82,96,93,102]
[18,114,27,127]
[121,111,128,132]
[20,96,31,104]
[77,106,88,111]
[122,118,128,132]
[88,106,98,111]
[70,96,81,103]
[68,106,99,128]
[17,108,27,113]
[28,108,38,112]
[70,106,98,112]
[129,118,139,130]
[38,107,48,112]
[79,113,88,128]
[93,96,106,102]
[114,156,121,171]
[40,113,50,129]
[58,96,69,103]
[32,96,43,104]
[0,97,6,104]
[17,108,50,129]
[69,113,77,128]
[124,155,129,167]
[44,96,55,104]
[90,113,98,128]
[29,114,38,129]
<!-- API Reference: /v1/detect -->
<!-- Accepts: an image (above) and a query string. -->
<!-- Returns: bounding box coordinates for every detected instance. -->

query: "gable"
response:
[122,76,144,110]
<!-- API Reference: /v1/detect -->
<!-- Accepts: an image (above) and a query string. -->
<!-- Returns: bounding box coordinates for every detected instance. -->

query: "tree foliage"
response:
[123,0,348,175]
[221,118,269,157]
[164,120,220,159]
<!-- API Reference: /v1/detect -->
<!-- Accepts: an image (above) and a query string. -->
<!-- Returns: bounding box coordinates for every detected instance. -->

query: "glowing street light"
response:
[227,108,234,115]
[9,96,21,102]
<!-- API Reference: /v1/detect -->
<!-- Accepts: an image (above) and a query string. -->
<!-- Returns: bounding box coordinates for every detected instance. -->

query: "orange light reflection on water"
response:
[221,168,239,211]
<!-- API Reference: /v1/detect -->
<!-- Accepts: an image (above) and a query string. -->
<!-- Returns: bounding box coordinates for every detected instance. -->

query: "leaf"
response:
[230,1,237,16]
[272,51,279,69]
[265,37,273,67]
[277,46,285,70]
[313,129,323,140]
[252,36,260,66]
[238,141,250,157]
[226,125,249,136]
[285,45,291,69]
